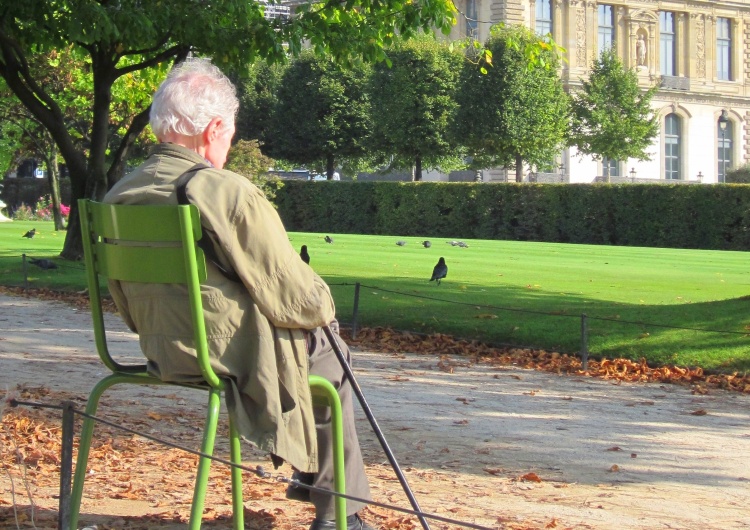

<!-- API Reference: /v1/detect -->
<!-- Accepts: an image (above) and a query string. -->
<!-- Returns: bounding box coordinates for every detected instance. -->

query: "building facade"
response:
[447,0,750,184]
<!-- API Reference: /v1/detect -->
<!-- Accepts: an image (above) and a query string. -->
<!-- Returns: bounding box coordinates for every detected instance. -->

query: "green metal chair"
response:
[70,199,347,530]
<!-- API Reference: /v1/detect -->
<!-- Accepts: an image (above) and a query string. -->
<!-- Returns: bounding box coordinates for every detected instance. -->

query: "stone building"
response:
[447,0,750,184]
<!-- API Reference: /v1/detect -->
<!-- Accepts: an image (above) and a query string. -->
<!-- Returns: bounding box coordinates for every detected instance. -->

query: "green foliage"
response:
[570,49,658,162]
[225,139,283,203]
[1,0,456,257]
[725,164,750,184]
[234,60,286,147]
[368,36,465,180]
[275,181,750,251]
[453,25,570,175]
[265,51,373,177]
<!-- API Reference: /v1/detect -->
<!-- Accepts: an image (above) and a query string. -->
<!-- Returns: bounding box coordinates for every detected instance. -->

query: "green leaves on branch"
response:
[570,49,658,163]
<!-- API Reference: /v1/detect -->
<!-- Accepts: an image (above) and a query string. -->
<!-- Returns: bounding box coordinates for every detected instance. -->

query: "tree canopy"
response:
[264,50,372,178]
[570,48,658,164]
[0,0,456,257]
[453,24,570,182]
[369,36,464,181]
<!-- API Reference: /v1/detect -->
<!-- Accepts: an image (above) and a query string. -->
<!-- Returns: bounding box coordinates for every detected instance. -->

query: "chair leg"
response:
[308,375,347,530]
[189,387,222,530]
[228,417,244,530]
[69,373,157,530]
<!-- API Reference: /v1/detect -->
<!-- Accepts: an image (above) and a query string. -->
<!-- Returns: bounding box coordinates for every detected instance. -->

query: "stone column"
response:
[732,18,741,83]
[677,11,687,77]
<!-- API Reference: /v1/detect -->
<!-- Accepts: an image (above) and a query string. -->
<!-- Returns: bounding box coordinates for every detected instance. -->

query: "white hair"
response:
[150,58,239,139]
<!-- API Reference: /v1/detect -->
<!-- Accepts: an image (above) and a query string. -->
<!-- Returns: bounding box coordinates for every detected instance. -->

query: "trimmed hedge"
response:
[273,181,750,250]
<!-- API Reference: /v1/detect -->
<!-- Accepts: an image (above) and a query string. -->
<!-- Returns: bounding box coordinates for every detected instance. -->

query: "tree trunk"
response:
[414,156,422,181]
[326,153,334,180]
[45,145,64,230]
[515,154,523,183]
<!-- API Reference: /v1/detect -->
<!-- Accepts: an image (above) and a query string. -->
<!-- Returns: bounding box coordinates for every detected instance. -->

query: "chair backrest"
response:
[78,199,223,388]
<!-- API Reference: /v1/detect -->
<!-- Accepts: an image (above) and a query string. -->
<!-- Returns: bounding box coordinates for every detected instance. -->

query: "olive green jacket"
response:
[104,143,335,472]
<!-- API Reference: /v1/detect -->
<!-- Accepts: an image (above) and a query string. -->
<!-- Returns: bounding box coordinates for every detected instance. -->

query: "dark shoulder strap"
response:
[175,164,242,283]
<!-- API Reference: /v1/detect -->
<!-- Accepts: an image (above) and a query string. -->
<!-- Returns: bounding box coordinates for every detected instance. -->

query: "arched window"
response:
[664,113,681,180]
[717,117,733,182]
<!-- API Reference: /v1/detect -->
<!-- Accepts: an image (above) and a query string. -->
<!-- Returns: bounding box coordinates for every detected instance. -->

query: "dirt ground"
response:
[1,292,750,530]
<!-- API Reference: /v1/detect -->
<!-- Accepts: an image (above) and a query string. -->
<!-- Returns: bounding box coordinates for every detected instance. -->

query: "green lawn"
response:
[2,220,749,373]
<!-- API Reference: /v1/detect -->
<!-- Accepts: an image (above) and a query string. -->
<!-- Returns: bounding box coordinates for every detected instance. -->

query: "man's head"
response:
[150,58,239,169]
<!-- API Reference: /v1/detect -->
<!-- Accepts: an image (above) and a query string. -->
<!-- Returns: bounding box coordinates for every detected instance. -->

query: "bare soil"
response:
[1,293,750,529]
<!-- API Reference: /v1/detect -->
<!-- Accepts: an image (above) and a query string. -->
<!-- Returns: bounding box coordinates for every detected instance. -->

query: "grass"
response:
[2,220,749,373]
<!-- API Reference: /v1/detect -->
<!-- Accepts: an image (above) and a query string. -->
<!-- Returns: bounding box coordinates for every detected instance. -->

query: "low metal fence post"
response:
[22,253,28,289]
[352,282,361,339]
[58,401,75,530]
[580,314,589,371]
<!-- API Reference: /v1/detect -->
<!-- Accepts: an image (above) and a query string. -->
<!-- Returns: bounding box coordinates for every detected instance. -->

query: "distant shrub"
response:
[725,165,750,184]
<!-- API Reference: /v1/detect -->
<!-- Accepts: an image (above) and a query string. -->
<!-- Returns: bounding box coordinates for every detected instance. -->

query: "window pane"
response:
[665,114,681,180]
[598,5,614,51]
[536,0,552,36]
[717,120,733,182]
[660,11,675,76]
[717,18,731,80]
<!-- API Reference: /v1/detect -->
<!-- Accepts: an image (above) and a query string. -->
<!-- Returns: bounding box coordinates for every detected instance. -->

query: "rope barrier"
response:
[8,398,495,530]
[333,281,750,337]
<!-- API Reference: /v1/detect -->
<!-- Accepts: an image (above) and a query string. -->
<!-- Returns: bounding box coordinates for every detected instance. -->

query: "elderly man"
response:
[104,58,374,530]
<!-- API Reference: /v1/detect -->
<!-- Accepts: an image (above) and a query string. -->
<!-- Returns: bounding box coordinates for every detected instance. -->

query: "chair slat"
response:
[95,242,205,283]
[89,201,202,242]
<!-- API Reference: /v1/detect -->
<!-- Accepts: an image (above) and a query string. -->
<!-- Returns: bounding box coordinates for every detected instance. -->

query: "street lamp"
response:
[629,167,637,182]
[719,110,729,183]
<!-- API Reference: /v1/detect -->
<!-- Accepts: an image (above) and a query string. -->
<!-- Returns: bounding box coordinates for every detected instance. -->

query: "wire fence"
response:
[327,282,749,370]
[2,253,747,372]
[7,398,495,530]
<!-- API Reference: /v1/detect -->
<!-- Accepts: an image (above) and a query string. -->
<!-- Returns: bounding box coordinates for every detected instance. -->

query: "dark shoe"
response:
[309,513,376,530]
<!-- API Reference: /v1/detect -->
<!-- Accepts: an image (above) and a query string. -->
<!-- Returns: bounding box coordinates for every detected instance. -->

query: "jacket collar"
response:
[149,143,214,167]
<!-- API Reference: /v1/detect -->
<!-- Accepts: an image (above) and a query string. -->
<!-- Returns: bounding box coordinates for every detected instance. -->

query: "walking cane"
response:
[322,325,432,530]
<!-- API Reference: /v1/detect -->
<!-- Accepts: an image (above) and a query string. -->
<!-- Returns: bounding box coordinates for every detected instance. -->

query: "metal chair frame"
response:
[70,199,346,530]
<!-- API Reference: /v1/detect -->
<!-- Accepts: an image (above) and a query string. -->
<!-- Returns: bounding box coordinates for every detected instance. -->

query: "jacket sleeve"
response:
[195,175,336,330]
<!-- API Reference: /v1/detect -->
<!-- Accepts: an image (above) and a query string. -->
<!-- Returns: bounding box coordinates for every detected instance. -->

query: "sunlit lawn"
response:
[2,220,749,373]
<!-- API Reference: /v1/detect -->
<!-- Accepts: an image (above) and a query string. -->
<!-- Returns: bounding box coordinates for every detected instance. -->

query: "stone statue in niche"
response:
[636,33,647,67]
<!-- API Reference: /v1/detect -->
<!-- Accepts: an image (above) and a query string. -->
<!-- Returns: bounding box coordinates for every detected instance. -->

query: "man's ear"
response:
[204,118,223,143]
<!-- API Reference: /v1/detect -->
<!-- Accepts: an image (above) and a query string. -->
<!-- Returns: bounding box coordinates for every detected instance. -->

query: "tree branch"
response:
[114,44,189,78]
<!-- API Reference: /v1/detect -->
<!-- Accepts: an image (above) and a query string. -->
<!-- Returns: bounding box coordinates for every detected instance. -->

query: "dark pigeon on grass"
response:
[396,240,406,246]
[457,241,469,248]
[22,228,36,239]
[446,240,459,246]
[300,245,310,264]
[430,257,448,286]
[422,240,431,248]
[325,235,334,244]
[30,258,57,270]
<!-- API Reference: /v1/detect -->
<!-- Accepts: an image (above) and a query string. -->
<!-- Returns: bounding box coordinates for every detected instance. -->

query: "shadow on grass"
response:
[329,280,750,373]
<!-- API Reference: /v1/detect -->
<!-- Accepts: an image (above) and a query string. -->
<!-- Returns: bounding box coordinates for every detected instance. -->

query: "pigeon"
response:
[396,240,406,246]
[29,258,57,270]
[22,228,36,239]
[430,257,448,286]
[325,235,334,244]
[457,241,469,248]
[300,245,310,264]
[422,241,431,248]
[447,240,459,246]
